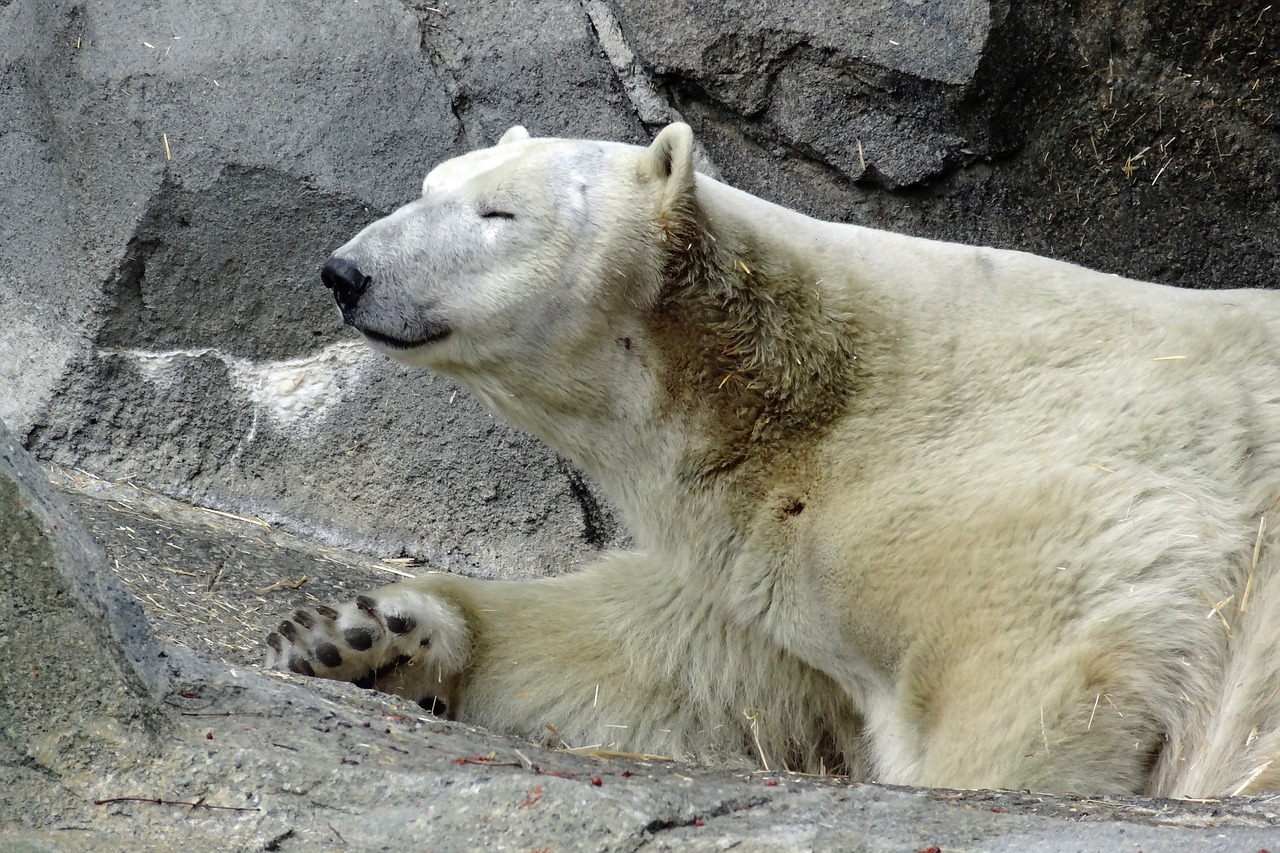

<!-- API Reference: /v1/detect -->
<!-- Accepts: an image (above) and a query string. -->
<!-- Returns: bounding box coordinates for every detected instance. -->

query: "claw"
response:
[292,609,315,629]
[356,595,383,627]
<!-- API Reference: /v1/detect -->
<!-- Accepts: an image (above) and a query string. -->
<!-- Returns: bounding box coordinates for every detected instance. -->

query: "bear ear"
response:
[497,125,530,145]
[640,122,696,209]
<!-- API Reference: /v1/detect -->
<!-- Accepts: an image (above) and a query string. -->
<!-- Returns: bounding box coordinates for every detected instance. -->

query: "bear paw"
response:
[265,585,471,716]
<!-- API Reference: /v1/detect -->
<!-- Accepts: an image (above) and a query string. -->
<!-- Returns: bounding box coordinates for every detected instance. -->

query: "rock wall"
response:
[4,2,1280,847]
[3,0,1277,578]
[4,422,1280,850]
[0,422,167,824]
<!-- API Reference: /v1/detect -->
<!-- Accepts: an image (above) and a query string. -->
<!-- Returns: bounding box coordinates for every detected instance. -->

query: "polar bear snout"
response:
[321,255,371,324]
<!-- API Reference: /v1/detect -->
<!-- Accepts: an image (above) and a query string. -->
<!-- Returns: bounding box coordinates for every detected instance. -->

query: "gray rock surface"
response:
[4,0,629,578]
[5,0,1278,576]
[0,427,168,826]
[4,428,1280,850]
[4,0,1280,848]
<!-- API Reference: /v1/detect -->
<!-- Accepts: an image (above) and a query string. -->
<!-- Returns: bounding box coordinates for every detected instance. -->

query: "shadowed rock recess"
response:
[3,0,1279,847]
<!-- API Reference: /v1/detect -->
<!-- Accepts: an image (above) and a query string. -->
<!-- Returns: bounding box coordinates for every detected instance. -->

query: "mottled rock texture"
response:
[2,0,1279,847]
[5,0,1275,576]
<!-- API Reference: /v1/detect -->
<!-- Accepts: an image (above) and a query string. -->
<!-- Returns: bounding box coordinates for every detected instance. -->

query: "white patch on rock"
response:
[99,341,369,432]
[226,342,367,427]
[115,348,216,384]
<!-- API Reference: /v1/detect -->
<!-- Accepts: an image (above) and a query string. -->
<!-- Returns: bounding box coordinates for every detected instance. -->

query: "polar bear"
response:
[268,123,1280,796]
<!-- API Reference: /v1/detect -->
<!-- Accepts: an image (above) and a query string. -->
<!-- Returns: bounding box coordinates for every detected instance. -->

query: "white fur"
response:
[275,123,1280,795]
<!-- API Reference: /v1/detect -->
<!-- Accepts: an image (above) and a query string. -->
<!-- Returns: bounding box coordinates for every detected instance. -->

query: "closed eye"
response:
[480,209,516,220]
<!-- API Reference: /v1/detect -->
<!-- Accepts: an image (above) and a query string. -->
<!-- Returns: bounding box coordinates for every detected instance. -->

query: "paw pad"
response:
[314,642,344,668]
[386,613,417,634]
[343,626,377,651]
[264,584,471,712]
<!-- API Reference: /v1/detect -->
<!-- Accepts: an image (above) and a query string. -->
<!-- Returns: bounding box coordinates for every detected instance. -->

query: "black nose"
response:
[321,256,371,322]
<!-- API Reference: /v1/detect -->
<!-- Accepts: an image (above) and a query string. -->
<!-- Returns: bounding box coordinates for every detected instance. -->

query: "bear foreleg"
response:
[266,550,863,770]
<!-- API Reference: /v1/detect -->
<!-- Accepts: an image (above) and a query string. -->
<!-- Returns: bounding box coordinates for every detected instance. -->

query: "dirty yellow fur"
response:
[269,123,1280,796]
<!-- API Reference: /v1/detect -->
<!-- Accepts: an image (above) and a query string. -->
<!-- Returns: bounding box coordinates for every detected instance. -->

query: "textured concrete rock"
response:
[609,0,998,188]
[3,446,1280,850]
[0,423,167,827]
[5,0,1277,579]
[3,0,1280,846]
[622,0,1280,289]
[6,0,627,576]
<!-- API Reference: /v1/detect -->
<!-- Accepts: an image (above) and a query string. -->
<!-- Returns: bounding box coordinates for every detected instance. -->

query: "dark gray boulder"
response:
[0,422,167,824]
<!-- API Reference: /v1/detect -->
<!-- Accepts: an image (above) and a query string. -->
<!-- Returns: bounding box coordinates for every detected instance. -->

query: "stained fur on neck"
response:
[646,192,865,478]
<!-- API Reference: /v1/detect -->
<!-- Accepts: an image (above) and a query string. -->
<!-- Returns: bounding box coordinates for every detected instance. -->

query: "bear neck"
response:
[645,187,870,490]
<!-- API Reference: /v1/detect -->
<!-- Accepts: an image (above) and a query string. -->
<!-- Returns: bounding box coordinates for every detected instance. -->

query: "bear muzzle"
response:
[321,255,371,325]
[320,255,453,350]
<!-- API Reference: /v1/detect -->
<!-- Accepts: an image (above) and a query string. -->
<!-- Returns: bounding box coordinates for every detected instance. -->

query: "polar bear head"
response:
[322,123,857,481]
[321,124,697,393]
